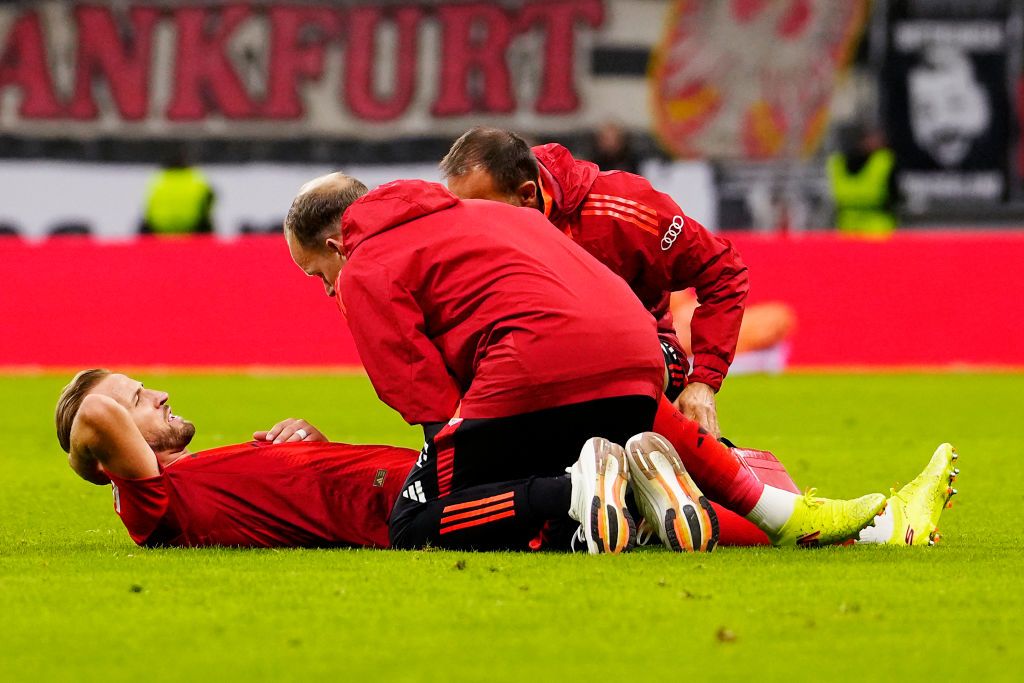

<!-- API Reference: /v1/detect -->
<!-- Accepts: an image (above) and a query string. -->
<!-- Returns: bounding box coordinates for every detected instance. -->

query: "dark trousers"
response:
[389,395,657,550]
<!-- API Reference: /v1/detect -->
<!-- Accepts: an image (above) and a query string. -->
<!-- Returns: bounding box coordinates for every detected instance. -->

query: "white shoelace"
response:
[634,519,656,547]
[570,524,588,553]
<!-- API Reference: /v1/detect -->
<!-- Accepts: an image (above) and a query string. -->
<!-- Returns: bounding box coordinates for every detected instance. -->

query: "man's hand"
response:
[674,382,721,438]
[254,418,328,444]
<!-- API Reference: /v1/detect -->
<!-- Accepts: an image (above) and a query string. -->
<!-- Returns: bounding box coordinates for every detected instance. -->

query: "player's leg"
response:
[389,474,575,551]
[650,396,886,546]
[388,420,547,550]
[707,443,797,545]
[712,503,771,545]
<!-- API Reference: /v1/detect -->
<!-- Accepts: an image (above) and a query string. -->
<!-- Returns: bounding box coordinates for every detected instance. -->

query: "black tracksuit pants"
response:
[388,395,657,551]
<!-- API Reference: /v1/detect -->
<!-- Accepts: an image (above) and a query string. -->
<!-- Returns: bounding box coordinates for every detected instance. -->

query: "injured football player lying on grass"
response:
[55,370,959,551]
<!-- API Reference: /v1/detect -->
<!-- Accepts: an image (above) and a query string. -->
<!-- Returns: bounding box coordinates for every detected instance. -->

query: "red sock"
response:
[711,503,770,546]
[652,395,764,515]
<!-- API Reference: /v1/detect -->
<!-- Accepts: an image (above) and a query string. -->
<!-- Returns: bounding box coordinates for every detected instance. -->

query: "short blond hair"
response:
[55,369,110,453]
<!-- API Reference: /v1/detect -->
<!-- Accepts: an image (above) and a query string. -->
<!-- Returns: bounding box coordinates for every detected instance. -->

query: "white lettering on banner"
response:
[894,21,1005,52]
[899,171,1003,201]
[661,215,684,251]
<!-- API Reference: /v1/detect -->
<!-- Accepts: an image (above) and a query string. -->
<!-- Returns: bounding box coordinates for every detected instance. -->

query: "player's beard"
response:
[147,419,196,453]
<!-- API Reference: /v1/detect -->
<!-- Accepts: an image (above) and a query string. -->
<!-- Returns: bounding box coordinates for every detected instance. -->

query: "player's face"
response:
[447,168,540,210]
[286,230,346,297]
[90,374,196,454]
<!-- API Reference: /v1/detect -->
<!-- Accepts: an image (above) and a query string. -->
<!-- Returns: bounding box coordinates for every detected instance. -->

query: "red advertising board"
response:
[1,232,1021,369]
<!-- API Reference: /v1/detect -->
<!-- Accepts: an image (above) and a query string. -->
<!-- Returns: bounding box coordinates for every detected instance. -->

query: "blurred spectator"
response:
[140,151,215,235]
[827,126,896,235]
[591,121,639,174]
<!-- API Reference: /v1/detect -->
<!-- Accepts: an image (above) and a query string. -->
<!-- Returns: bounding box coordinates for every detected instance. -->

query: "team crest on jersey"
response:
[373,469,387,487]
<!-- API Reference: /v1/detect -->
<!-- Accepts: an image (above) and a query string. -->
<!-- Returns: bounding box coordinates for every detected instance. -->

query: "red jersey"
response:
[337,179,665,425]
[532,144,749,391]
[106,441,415,548]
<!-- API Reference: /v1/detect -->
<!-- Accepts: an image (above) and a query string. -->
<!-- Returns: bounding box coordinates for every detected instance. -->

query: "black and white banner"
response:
[883,0,1018,205]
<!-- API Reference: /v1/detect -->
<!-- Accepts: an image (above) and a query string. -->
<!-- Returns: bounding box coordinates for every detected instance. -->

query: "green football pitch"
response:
[1,372,1021,681]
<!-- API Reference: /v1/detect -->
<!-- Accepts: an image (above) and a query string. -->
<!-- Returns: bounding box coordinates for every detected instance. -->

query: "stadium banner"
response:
[0,0,864,162]
[882,0,1018,206]
[0,159,715,239]
[650,0,870,160]
[0,0,647,140]
[2,232,1021,369]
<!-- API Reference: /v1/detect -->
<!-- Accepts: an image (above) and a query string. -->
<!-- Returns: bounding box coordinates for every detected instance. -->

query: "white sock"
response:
[745,485,799,533]
[855,506,893,544]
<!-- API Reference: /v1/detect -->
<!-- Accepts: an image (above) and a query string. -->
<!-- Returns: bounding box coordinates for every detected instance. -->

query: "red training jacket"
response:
[532,143,749,391]
[337,180,665,425]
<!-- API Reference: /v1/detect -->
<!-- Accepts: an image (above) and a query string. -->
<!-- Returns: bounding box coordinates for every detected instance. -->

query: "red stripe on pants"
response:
[434,420,461,498]
[441,500,516,525]
[443,490,515,513]
[439,510,516,534]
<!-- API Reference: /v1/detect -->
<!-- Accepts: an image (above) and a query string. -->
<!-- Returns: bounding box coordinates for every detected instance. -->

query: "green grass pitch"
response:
[1,372,1021,681]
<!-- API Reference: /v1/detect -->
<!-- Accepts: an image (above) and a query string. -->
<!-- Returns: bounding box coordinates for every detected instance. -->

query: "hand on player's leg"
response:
[674,382,721,439]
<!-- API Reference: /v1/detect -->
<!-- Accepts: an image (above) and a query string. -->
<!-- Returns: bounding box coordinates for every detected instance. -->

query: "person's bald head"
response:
[284,172,369,298]
[284,172,369,251]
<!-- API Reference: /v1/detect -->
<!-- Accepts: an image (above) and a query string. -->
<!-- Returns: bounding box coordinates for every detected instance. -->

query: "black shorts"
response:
[389,394,657,539]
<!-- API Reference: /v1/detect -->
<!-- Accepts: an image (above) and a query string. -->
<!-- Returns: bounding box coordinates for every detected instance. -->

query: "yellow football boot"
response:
[884,443,959,546]
[769,489,887,547]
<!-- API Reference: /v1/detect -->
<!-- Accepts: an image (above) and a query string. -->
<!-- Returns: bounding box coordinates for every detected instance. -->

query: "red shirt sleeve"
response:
[664,210,749,390]
[583,173,749,391]
[107,472,176,546]
[339,256,462,425]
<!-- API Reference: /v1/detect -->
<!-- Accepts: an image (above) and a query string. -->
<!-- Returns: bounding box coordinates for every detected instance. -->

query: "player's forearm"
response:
[70,395,158,480]
[689,288,746,388]
[687,247,749,389]
[688,287,746,390]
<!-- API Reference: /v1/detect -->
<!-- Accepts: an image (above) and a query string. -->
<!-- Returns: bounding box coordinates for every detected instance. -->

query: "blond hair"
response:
[55,369,110,453]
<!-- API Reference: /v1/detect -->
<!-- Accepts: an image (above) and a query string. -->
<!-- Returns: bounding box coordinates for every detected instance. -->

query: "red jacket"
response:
[337,180,664,425]
[532,144,749,391]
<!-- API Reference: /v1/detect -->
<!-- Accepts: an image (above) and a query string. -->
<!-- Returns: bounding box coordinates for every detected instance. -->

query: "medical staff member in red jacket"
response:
[442,127,748,439]
[283,174,888,554]
[283,173,690,553]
